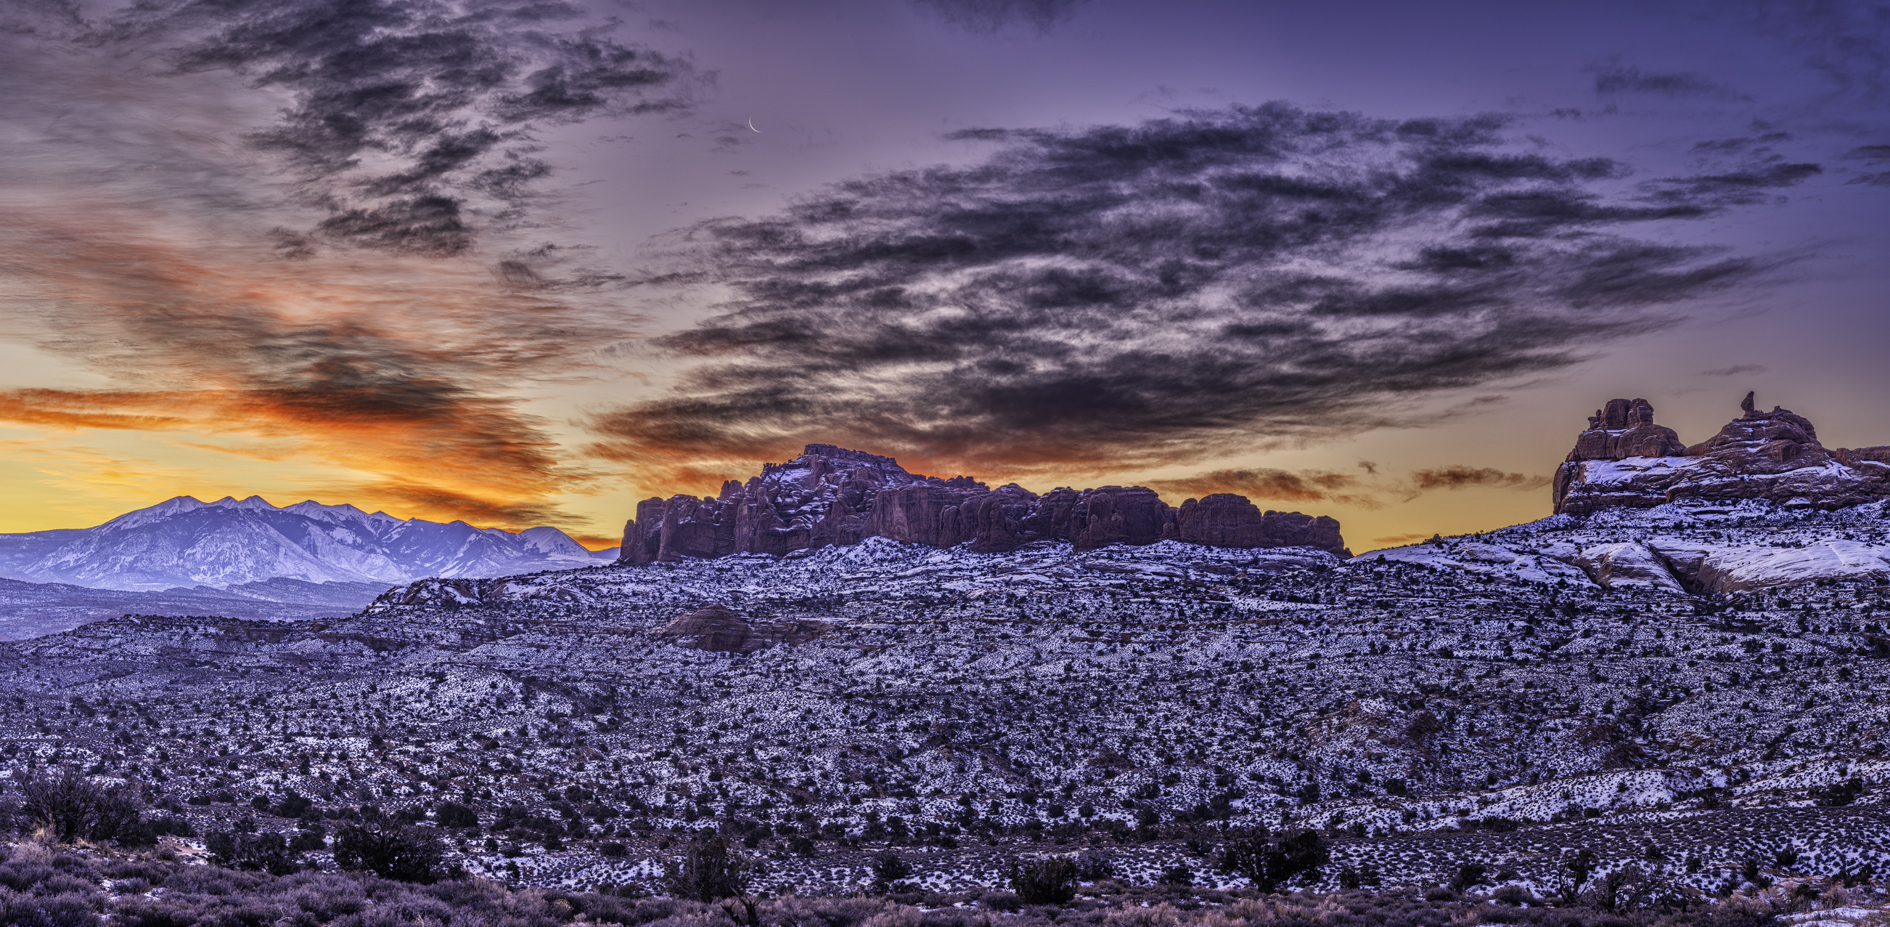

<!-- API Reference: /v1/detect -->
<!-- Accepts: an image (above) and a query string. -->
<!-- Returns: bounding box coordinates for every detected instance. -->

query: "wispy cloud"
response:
[1148,468,1364,505]
[1408,466,1546,493]
[911,0,1092,34]
[1700,364,1766,377]
[1593,66,1749,101]
[593,103,1814,487]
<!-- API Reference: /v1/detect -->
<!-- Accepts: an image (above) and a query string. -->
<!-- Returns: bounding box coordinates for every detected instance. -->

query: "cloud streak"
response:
[911,0,1092,34]
[1593,66,1748,101]
[1408,466,1546,493]
[594,103,1814,485]
[1148,468,1365,505]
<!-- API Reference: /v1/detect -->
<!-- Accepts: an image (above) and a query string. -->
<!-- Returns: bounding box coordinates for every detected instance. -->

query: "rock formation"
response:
[657,604,828,654]
[621,445,1350,562]
[1554,393,1890,515]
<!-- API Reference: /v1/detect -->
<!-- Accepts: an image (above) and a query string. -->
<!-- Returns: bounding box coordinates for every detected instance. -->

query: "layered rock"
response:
[621,445,1350,562]
[657,604,829,654]
[1568,398,1686,461]
[1554,393,1890,515]
[1176,495,1347,553]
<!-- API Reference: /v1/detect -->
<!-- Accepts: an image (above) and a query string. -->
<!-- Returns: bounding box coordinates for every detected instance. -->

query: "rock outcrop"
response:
[1175,495,1349,553]
[621,445,1350,562]
[1554,393,1890,515]
[657,604,829,654]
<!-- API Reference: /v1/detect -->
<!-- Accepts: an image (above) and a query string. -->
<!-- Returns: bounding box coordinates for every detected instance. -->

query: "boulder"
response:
[659,605,754,653]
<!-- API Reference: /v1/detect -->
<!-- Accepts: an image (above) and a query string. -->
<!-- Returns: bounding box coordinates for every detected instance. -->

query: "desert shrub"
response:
[333,822,447,884]
[435,801,481,828]
[0,890,104,927]
[113,896,203,927]
[12,767,147,844]
[978,891,1023,913]
[1074,852,1115,881]
[1451,863,1490,893]
[1104,903,1181,927]
[663,832,752,902]
[283,875,369,918]
[765,894,886,927]
[206,829,296,875]
[162,863,257,896]
[271,792,313,819]
[102,859,168,888]
[1008,857,1077,905]
[1216,828,1330,893]
[0,858,97,897]
[871,851,914,894]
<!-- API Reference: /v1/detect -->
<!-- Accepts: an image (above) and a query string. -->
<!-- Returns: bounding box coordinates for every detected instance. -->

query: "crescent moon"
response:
[747,118,762,133]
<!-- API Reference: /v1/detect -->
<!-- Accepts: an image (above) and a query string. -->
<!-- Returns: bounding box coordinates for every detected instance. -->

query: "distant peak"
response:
[209,495,280,511]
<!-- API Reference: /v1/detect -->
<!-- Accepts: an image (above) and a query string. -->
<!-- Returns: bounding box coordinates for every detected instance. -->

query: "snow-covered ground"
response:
[0,499,1882,894]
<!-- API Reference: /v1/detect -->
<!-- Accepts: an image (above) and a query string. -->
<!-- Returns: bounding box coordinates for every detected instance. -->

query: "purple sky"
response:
[0,0,1886,548]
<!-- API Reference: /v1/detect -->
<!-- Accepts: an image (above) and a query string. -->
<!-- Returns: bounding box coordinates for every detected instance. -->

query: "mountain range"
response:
[0,495,612,632]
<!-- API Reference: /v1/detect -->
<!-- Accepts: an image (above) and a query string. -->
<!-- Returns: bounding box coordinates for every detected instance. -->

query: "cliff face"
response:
[620,445,1349,562]
[1553,393,1890,515]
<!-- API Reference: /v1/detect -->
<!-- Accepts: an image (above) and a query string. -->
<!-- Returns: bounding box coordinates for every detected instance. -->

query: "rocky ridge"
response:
[620,444,1348,563]
[1554,393,1890,515]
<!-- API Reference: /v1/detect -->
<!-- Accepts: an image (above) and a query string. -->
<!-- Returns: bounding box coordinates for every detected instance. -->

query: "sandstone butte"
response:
[1554,392,1890,516]
[618,444,1349,564]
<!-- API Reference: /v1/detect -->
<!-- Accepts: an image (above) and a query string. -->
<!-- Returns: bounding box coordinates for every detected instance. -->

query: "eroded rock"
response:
[621,445,1350,562]
[1554,395,1890,515]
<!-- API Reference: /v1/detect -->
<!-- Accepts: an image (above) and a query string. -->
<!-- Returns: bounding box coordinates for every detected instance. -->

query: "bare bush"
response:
[663,832,753,902]
[12,767,146,845]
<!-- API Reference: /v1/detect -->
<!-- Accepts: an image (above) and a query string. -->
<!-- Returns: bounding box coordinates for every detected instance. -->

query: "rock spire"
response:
[1553,394,1890,514]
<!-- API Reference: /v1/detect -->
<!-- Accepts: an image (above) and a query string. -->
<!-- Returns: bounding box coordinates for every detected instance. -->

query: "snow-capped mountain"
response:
[0,495,612,592]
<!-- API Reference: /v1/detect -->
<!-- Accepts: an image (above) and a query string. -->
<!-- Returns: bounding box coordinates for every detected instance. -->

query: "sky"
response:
[0,0,1887,550]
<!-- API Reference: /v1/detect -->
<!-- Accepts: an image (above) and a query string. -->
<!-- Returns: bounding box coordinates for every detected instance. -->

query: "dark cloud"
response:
[911,0,1091,34]
[1408,467,1545,492]
[1148,468,1361,504]
[595,103,1811,481]
[1843,144,1890,184]
[1701,364,1766,376]
[111,0,700,256]
[1594,66,1747,100]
